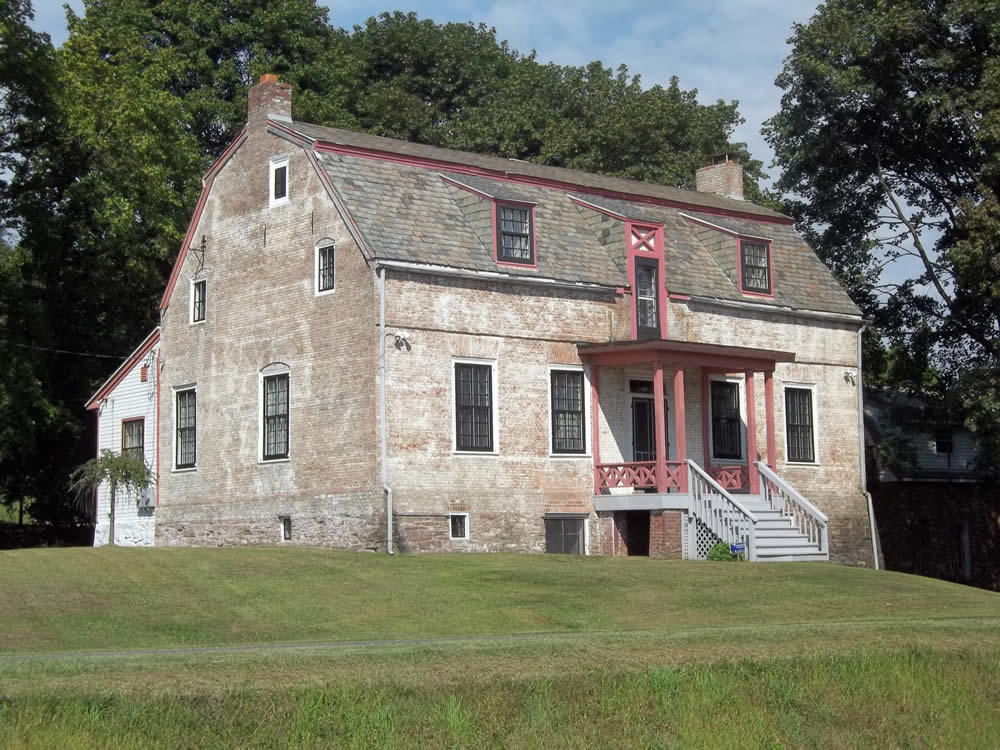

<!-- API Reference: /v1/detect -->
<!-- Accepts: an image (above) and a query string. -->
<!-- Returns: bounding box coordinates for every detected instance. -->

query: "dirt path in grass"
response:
[2,616,997,663]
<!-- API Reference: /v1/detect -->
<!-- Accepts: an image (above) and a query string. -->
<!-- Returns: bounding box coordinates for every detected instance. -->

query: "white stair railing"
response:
[756,462,829,553]
[687,460,757,561]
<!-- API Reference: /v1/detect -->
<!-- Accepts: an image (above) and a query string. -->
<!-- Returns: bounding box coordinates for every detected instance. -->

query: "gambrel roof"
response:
[277,121,862,317]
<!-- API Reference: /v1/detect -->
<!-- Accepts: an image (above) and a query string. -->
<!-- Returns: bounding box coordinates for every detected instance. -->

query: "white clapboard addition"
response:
[85,329,160,546]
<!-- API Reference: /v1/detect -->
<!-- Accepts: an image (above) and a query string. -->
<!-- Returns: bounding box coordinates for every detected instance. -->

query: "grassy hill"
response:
[1,548,998,748]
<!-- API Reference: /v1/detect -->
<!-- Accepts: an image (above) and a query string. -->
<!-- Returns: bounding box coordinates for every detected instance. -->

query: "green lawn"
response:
[1,547,998,748]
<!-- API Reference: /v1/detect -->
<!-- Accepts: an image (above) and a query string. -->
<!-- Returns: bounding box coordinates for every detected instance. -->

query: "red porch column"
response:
[591,365,601,493]
[764,369,776,469]
[701,369,711,474]
[674,368,688,492]
[745,371,760,494]
[653,362,668,493]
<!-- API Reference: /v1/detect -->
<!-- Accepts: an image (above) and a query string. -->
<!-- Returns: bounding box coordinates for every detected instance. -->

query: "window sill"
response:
[784,461,820,468]
[172,467,197,474]
[189,320,206,327]
[314,288,335,297]
[259,458,291,464]
[449,537,470,542]
[269,197,289,209]
[453,451,499,457]
[549,453,592,459]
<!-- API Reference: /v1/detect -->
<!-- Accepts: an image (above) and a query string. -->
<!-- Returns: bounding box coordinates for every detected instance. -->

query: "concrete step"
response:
[755,551,830,562]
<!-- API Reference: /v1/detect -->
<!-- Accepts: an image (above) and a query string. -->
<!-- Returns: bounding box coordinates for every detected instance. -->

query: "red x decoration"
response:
[630,226,656,252]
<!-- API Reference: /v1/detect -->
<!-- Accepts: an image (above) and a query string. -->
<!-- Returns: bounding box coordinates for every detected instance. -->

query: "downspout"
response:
[378,265,393,555]
[857,325,880,570]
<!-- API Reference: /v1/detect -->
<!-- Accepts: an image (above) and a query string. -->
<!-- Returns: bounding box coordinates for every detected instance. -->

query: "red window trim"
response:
[737,237,775,299]
[625,221,667,340]
[492,200,538,270]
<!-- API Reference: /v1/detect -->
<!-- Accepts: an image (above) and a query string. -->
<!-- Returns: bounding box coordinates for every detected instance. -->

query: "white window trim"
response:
[172,384,197,472]
[314,242,336,296]
[708,374,747,463]
[451,357,500,455]
[269,155,289,208]
[189,277,206,325]
[448,512,469,541]
[782,382,820,466]
[259,364,291,463]
[547,364,592,458]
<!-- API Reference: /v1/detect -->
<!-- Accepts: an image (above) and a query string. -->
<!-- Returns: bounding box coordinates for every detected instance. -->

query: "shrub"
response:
[707,542,738,561]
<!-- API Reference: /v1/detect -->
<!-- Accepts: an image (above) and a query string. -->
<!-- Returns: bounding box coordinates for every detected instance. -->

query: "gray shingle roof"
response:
[298,122,860,317]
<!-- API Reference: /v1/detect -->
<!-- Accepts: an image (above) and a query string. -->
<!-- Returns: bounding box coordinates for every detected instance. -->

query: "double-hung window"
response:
[454,362,493,452]
[263,373,290,460]
[175,389,197,469]
[710,380,742,460]
[316,244,335,294]
[635,259,660,339]
[550,370,585,454]
[740,240,771,294]
[122,419,144,460]
[785,387,816,463]
[496,204,533,264]
[192,279,206,323]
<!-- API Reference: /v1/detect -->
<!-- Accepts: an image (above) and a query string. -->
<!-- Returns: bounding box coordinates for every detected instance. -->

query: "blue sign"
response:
[730,542,746,554]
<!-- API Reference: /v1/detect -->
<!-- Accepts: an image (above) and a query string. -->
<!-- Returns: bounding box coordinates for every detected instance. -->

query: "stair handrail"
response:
[756,461,828,552]
[687,459,757,561]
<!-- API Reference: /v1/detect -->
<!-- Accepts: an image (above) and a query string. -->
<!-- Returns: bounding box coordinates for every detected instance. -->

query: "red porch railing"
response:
[595,461,687,493]
[709,465,748,492]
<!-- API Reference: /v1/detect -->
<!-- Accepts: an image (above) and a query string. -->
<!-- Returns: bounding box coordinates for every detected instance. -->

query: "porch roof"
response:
[577,338,795,370]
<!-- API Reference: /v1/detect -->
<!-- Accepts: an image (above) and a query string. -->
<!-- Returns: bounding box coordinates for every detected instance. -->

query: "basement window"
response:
[449,513,469,540]
[544,514,586,555]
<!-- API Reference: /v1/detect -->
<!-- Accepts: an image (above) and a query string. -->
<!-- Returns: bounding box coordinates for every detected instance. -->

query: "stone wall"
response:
[157,115,382,549]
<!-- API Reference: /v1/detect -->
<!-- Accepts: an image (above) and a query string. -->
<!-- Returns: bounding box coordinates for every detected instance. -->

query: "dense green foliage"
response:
[68,448,153,543]
[0,2,763,522]
[764,0,1000,468]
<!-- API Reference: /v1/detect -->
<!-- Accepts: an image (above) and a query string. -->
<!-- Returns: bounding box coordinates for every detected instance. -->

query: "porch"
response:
[579,339,829,562]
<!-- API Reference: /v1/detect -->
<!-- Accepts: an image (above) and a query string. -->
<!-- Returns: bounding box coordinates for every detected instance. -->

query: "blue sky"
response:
[30,0,825,183]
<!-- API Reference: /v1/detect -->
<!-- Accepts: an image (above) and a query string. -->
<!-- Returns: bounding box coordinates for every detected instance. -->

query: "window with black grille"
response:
[263,373,290,460]
[192,279,206,323]
[551,370,585,454]
[740,240,771,294]
[636,259,660,338]
[496,204,533,264]
[317,245,335,293]
[175,389,196,469]
[122,419,144,460]
[785,387,816,463]
[455,363,493,451]
[544,516,585,554]
[711,380,742,460]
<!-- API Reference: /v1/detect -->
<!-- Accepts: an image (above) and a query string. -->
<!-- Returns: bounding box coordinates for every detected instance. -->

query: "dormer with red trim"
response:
[681,212,776,301]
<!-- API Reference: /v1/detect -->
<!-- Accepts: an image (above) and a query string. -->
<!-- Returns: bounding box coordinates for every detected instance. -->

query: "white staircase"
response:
[686,459,830,562]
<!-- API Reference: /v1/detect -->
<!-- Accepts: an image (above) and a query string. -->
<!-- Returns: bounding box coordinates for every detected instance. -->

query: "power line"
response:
[1,341,127,360]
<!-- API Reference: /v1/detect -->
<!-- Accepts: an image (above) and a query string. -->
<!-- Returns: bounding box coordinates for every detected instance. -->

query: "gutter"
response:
[685,294,866,326]
[378,266,393,555]
[856,325,880,570]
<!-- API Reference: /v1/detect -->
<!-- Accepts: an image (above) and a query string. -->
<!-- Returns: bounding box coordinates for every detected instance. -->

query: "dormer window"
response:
[270,155,288,207]
[740,240,771,294]
[496,204,534,265]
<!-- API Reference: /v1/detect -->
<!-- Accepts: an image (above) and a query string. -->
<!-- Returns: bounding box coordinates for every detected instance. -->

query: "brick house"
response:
[92,75,877,564]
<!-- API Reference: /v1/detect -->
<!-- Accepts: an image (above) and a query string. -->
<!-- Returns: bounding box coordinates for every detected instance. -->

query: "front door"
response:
[631,395,669,462]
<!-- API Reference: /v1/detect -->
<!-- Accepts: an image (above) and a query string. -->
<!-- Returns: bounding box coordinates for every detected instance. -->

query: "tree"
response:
[69,449,153,544]
[763,0,1000,469]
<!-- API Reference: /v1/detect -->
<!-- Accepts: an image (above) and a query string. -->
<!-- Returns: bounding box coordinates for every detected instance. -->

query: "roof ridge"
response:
[284,121,792,224]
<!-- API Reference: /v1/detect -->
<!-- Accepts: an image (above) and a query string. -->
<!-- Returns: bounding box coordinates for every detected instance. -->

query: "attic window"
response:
[496,204,534,265]
[270,155,289,207]
[740,240,771,294]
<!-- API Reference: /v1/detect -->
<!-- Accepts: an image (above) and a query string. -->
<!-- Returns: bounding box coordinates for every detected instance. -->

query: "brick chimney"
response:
[248,74,292,131]
[695,155,744,201]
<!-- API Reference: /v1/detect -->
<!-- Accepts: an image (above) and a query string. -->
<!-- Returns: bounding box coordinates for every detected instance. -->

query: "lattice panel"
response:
[695,519,722,560]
